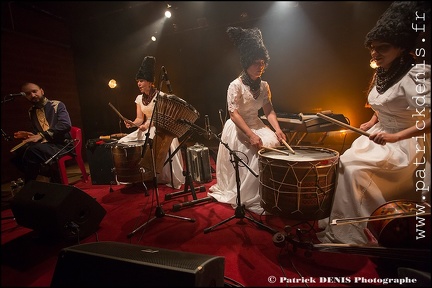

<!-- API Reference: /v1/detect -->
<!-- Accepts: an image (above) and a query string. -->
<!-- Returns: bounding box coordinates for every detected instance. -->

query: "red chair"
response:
[57,126,89,185]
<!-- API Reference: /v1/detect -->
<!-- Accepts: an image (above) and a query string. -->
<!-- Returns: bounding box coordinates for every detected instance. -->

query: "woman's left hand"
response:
[138,123,148,131]
[275,129,286,142]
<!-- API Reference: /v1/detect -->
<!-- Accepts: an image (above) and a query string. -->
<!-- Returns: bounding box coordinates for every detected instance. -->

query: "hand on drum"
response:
[249,134,263,149]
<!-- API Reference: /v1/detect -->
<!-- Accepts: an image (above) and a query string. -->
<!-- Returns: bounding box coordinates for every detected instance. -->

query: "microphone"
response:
[8,92,26,97]
[205,114,211,140]
[161,66,173,93]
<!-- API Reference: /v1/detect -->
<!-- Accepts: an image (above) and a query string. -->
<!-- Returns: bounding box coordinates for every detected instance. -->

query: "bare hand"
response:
[359,122,372,131]
[275,130,287,142]
[249,134,263,149]
[25,133,44,143]
[369,132,398,145]
[14,131,34,139]
[124,119,135,129]
[138,124,148,131]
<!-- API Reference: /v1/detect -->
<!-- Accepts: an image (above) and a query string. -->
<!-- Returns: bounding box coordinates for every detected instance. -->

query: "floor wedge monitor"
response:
[10,180,106,240]
[51,241,225,287]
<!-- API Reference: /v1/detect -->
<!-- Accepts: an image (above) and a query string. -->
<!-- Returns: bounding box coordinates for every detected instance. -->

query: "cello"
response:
[273,200,430,262]
[330,200,430,248]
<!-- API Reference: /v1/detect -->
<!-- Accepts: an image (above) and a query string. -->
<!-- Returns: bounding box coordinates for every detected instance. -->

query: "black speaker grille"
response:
[64,241,219,271]
[10,181,106,240]
[51,241,225,287]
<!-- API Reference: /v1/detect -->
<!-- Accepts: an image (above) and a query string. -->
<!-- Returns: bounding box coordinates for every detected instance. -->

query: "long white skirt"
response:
[317,123,429,244]
[208,119,280,215]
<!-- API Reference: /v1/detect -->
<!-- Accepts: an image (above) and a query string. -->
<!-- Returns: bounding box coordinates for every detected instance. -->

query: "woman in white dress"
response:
[317,2,430,244]
[208,27,286,215]
[118,56,184,189]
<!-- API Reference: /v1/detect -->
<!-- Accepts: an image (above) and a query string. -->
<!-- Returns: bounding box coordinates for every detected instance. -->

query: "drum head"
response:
[115,140,145,148]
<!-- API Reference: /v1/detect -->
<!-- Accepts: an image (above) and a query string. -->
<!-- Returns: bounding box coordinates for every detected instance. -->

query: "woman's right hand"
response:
[14,131,34,139]
[124,119,135,129]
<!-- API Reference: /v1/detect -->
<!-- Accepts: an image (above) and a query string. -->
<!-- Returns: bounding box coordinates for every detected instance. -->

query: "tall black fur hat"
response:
[227,27,270,70]
[364,1,430,51]
[135,56,156,82]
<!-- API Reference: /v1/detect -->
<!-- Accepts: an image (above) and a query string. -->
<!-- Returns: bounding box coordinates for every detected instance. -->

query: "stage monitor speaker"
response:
[51,241,225,287]
[10,180,106,240]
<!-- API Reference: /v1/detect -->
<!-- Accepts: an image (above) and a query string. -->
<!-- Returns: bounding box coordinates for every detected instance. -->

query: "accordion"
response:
[186,143,212,183]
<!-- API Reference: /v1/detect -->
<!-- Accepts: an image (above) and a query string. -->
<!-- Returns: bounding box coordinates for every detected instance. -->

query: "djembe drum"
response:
[154,94,200,138]
[139,94,200,180]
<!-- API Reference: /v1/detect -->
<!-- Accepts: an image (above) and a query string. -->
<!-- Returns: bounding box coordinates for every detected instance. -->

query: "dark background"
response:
[2,1,429,183]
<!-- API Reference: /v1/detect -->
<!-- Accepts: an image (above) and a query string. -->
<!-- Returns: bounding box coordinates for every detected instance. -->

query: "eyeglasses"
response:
[368,43,392,54]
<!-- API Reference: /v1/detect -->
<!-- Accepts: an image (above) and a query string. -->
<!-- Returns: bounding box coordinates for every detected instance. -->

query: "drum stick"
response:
[280,139,296,154]
[262,146,291,156]
[108,102,139,128]
[10,141,27,152]
[316,113,370,137]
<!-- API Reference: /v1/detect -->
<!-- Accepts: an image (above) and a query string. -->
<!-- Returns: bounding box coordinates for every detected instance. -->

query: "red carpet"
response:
[1,175,424,287]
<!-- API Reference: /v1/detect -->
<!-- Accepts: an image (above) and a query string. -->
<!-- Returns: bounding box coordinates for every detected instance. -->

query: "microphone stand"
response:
[2,128,12,141]
[197,123,277,235]
[127,68,195,239]
[166,120,216,211]
[163,130,207,203]
[2,95,17,141]
[1,95,17,104]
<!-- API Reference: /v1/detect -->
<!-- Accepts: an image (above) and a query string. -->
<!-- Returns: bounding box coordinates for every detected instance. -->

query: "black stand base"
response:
[203,204,277,235]
[127,205,195,238]
[164,185,205,201]
[173,196,216,212]
[164,146,214,211]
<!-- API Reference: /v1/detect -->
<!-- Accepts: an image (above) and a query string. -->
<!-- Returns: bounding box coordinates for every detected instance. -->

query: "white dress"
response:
[317,65,431,244]
[118,93,184,189]
[208,78,280,215]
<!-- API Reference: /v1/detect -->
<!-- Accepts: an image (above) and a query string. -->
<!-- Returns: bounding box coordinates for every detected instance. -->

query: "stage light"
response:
[108,79,117,89]
[151,36,156,42]
[165,10,171,18]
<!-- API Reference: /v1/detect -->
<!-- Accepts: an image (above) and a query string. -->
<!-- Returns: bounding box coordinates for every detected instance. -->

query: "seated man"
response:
[11,82,72,183]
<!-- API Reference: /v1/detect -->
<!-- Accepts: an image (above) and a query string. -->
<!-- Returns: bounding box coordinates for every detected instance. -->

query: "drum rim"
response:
[157,93,200,116]
[112,140,145,148]
[258,145,339,158]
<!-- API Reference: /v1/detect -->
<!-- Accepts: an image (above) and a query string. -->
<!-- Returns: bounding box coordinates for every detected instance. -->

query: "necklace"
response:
[142,87,156,105]
[375,55,414,94]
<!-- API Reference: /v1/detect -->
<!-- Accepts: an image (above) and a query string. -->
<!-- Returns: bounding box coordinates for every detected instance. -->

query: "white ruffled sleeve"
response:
[403,65,431,109]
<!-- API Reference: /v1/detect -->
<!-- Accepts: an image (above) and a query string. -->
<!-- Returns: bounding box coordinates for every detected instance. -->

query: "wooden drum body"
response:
[111,141,145,184]
[111,133,174,184]
[258,146,339,220]
[367,200,430,248]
